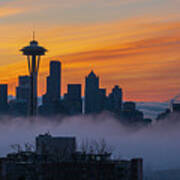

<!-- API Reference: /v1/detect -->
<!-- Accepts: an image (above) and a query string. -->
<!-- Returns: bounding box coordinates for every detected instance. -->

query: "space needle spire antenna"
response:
[33,31,35,41]
[20,34,47,117]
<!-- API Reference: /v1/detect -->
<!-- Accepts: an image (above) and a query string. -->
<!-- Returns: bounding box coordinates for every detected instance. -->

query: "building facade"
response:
[36,133,76,160]
[16,76,30,103]
[43,61,61,105]
[107,85,123,113]
[0,84,8,113]
[85,71,107,114]
[63,84,82,115]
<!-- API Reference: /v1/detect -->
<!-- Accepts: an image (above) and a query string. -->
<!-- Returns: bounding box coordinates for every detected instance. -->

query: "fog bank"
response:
[0,112,180,171]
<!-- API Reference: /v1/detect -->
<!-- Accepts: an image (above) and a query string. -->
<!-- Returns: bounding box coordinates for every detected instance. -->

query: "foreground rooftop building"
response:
[36,133,76,160]
[0,134,143,180]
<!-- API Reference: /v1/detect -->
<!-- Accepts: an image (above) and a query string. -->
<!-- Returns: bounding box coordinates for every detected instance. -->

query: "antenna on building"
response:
[33,31,35,41]
[32,24,36,41]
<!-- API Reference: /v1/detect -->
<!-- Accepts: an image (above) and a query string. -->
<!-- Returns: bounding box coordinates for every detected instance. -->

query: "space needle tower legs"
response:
[20,35,47,117]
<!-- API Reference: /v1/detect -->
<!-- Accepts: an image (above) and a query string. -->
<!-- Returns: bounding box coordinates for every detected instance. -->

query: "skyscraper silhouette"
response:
[85,71,100,114]
[97,88,107,112]
[64,84,82,114]
[7,77,30,116]
[107,85,123,113]
[16,76,30,103]
[66,84,81,100]
[43,61,61,105]
[0,84,8,113]
[0,84,8,105]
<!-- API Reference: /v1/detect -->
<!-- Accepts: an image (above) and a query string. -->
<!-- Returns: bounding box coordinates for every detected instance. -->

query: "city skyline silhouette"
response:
[0,1,180,179]
[0,0,180,102]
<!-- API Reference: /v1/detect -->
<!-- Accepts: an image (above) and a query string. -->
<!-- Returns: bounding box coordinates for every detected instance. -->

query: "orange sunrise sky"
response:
[0,0,180,102]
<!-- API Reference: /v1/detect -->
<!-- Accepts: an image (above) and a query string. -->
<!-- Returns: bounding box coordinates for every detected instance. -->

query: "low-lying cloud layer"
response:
[0,112,180,172]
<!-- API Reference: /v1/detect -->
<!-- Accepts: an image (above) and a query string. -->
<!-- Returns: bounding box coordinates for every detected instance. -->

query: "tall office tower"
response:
[0,84,8,105]
[49,61,61,100]
[64,84,82,114]
[0,84,8,113]
[43,61,61,105]
[16,76,30,103]
[97,88,107,112]
[85,71,100,114]
[107,85,123,113]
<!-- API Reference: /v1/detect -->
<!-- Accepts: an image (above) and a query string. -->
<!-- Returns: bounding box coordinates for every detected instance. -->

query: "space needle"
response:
[20,33,47,116]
